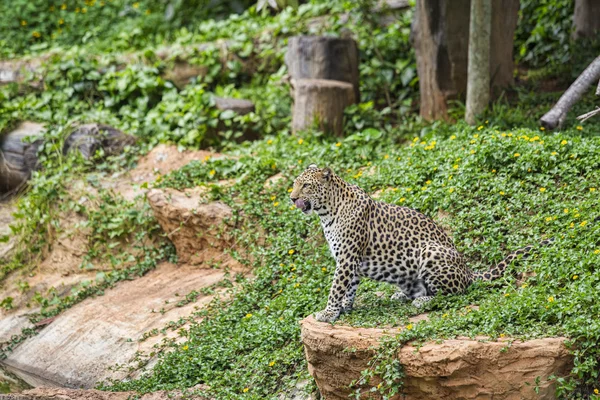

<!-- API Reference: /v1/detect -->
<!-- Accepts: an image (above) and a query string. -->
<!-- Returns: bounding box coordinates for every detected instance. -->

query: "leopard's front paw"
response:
[314,309,340,323]
[391,291,409,302]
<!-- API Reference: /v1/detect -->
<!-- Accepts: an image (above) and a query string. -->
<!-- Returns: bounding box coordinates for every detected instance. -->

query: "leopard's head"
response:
[290,164,334,215]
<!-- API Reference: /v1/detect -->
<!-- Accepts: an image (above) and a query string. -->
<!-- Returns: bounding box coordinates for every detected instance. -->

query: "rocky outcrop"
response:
[147,187,240,267]
[2,262,227,388]
[301,316,573,400]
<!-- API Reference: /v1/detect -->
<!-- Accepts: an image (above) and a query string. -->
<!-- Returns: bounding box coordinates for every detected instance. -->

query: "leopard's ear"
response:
[321,167,333,181]
[308,163,318,169]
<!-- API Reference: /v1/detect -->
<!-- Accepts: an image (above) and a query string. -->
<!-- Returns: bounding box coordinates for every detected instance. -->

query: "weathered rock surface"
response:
[0,122,45,193]
[2,262,226,388]
[214,97,255,115]
[18,386,210,400]
[147,187,240,267]
[301,316,573,400]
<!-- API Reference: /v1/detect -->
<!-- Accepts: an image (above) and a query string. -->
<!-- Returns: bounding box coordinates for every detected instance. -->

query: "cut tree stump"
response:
[540,55,600,130]
[285,36,360,102]
[292,79,355,136]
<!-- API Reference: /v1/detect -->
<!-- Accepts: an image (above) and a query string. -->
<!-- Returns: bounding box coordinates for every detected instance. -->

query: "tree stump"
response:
[292,79,355,136]
[285,36,360,102]
[412,0,519,121]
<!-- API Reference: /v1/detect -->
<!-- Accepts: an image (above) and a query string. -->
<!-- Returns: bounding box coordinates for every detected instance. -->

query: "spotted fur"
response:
[290,165,549,323]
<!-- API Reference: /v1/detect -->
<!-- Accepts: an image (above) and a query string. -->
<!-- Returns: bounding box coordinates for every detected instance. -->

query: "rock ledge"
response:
[301,316,573,400]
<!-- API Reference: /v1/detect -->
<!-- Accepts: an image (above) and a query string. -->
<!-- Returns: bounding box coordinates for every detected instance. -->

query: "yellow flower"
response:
[551,152,558,156]
[182,345,189,351]
[499,333,506,338]
[540,127,545,131]
[477,126,483,131]
[61,3,67,9]
[453,164,459,169]
[322,267,327,272]
[267,139,273,144]
[570,222,575,228]
[564,208,569,214]
[273,202,279,207]
[492,169,496,173]
[287,188,292,193]
[501,133,507,137]
[298,139,304,145]
[82,7,87,13]
[133,2,140,8]
[399,197,406,203]
[405,188,412,192]
[243,388,249,393]
[203,155,210,162]
[514,153,520,158]
[20,20,27,26]
[473,134,480,138]
[500,191,505,195]
[539,187,546,192]
[595,250,600,255]
[425,180,432,185]
[547,296,554,303]
[442,313,449,318]
[298,159,302,164]
[32,31,41,38]
[521,283,528,288]
[270,195,276,200]
[288,249,295,255]
[580,221,587,227]
[377,383,382,389]
[209,169,216,176]
[406,324,413,330]
[545,217,552,222]
[470,149,476,154]
[572,275,578,280]
[450,135,456,140]
[269,361,275,367]
[245,313,253,318]
[590,188,596,192]
[335,142,341,147]
[594,388,599,395]
[448,188,454,193]
[384,154,389,159]
[561,140,568,145]
[576,126,583,131]
[504,293,510,297]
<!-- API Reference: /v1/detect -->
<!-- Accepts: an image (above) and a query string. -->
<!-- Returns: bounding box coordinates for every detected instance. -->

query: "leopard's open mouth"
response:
[294,198,312,214]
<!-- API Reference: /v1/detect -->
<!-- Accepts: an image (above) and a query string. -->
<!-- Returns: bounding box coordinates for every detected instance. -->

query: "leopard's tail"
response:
[472,238,554,282]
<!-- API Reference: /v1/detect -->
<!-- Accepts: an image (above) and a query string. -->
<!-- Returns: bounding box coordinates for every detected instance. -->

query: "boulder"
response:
[301,316,573,400]
[1,262,228,388]
[147,188,240,268]
[0,122,45,193]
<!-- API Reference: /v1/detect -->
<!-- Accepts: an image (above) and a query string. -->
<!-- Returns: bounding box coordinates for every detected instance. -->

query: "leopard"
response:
[290,164,550,323]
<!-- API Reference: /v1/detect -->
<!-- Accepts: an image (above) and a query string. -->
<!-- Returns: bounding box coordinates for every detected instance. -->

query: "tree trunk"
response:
[540,55,600,130]
[412,0,519,121]
[572,0,600,40]
[0,122,45,193]
[465,0,492,124]
[285,36,360,102]
[292,79,356,136]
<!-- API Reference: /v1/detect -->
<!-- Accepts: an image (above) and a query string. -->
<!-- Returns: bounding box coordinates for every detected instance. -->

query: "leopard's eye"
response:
[302,183,310,189]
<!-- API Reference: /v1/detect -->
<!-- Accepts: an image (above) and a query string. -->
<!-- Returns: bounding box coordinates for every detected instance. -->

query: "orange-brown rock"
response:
[21,385,211,400]
[301,316,573,400]
[147,187,240,267]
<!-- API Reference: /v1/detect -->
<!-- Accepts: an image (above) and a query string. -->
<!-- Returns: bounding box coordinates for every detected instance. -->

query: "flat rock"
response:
[214,97,255,115]
[147,188,240,268]
[301,316,573,400]
[1,262,226,388]
[18,386,211,400]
